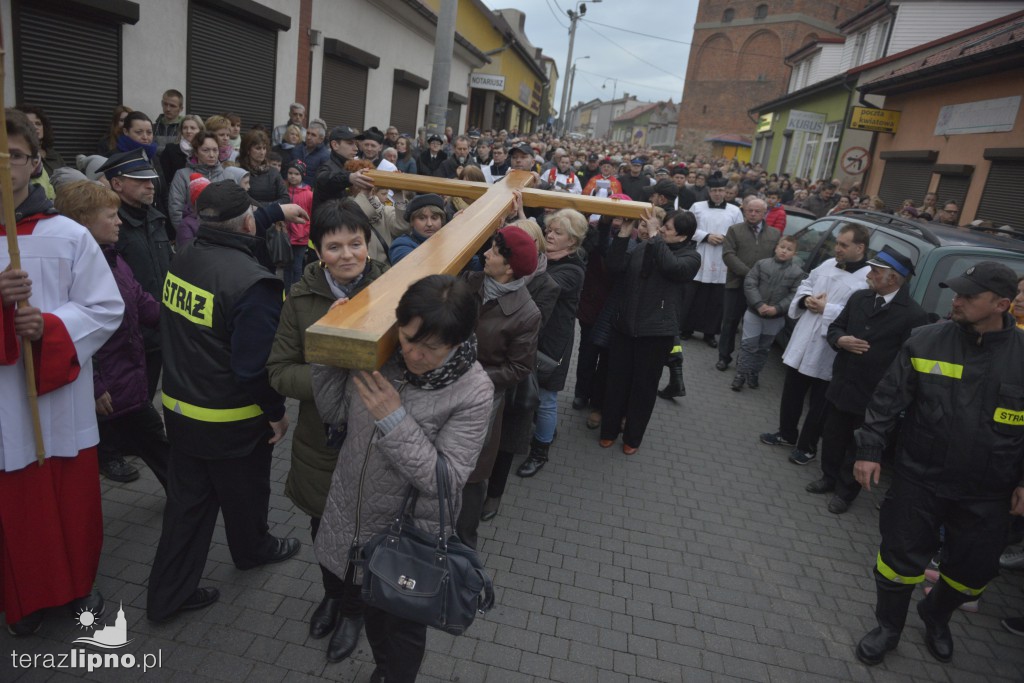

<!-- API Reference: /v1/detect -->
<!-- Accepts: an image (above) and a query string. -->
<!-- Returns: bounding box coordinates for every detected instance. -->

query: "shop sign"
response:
[470,73,506,91]
[849,106,901,133]
[756,113,773,133]
[785,109,826,135]
[934,95,1020,135]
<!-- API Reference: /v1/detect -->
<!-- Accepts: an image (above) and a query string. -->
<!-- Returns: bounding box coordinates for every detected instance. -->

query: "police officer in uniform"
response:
[147,181,300,622]
[853,261,1024,666]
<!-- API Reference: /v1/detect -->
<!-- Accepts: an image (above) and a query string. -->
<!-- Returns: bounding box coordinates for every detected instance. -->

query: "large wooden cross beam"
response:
[304,169,652,370]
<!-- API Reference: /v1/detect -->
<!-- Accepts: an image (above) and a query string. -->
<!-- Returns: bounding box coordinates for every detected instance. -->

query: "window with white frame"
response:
[817,122,841,179]
[852,31,867,67]
[797,131,821,179]
[873,19,890,60]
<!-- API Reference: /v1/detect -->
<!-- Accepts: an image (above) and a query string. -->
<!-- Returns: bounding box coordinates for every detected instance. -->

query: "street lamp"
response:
[602,77,618,104]
[564,55,589,135]
[558,0,601,136]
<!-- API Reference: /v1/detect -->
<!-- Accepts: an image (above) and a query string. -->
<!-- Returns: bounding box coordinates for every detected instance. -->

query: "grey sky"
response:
[481,0,698,116]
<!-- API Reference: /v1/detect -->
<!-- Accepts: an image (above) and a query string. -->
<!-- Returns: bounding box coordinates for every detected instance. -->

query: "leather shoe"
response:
[309,596,343,639]
[705,337,718,348]
[805,477,835,494]
[480,496,501,521]
[326,616,364,663]
[180,587,220,612]
[599,439,615,448]
[243,537,301,569]
[827,496,850,514]
[70,590,105,621]
[7,610,43,636]
[856,626,900,665]
[622,444,638,455]
[571,397,587,410]
[715,360,729,371]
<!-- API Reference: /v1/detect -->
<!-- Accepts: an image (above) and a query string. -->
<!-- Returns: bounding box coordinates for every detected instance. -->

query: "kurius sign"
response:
[785,110,826,135]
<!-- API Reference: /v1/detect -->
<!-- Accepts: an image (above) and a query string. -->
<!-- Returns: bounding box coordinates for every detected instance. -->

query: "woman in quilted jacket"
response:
[311,274,493,681]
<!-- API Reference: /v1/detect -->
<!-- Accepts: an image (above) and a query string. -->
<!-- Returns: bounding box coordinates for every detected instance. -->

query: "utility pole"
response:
[558,1,600,136]
[564,55,588,136]
[426,0,457,138]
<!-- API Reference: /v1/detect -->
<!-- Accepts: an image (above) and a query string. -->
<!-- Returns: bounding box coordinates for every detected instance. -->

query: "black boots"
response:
[658,357,686,399]
[516,438,550,478]
[326,616,364,663]
[309,596,343,639]
[856,574,914,666]
[917,579,966,663]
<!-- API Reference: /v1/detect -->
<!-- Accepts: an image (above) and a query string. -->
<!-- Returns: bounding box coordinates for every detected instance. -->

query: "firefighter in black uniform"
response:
[147,181,301,622]
[853,261,1024,666]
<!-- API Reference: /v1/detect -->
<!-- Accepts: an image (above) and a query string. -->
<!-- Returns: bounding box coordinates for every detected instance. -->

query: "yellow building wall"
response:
[421,0,542,115]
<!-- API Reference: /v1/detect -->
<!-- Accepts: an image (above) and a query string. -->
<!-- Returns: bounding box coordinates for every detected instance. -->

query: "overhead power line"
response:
[574,67,683,95]
[579,21,685,81]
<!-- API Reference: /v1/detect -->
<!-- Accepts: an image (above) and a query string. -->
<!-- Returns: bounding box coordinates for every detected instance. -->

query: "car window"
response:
[920,252,1024,319]
[866,232,920,266]
[790,218,836,269]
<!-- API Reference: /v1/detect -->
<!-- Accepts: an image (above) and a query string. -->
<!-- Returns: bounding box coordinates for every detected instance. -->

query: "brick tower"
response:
[676,0,869,155]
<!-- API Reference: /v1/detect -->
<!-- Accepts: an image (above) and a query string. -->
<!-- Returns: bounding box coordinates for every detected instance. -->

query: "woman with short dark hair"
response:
[310,274,494,679]
[18,106,65,176]
[600,209,701,454]
[268,198,388,663]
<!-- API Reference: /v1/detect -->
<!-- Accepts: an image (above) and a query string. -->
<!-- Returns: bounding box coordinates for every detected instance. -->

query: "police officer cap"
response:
[867,245,915,278]
[427,134,445,144]
[98,149,159,180]
[939,261,1018,300]
[196,180,253,222]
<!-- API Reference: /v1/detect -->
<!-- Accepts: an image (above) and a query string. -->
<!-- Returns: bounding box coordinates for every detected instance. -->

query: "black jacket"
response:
[116,203,172,350]
[246,165,289,206]
[538,252,586,391]
[855,314,1024,500]
[825,286,929,414]
[618,173,649,201]
[606,236,701,338]
[434,155,477,179]
[418,150,447,176]
[313,151,353,214]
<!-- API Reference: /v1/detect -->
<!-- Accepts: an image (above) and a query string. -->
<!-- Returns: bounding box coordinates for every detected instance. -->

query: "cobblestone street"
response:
[4,342,1024,682]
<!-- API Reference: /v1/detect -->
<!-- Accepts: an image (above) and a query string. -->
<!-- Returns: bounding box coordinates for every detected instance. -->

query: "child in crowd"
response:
[765,189,786,232]
[731,235,804,391]
[284,159,313,291]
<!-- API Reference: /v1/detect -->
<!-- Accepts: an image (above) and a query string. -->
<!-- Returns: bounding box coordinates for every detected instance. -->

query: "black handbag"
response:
[361,454,495,635]
[508,372,540,412]
[266,224,292,267]
[535,350,560,385]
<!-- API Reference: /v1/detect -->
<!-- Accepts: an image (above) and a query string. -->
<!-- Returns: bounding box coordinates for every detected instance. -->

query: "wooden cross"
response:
[304,169,652,370]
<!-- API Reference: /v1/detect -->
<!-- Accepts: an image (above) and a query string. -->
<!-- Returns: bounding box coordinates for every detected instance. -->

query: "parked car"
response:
[781,205,817,236]
[777,209,1024,346]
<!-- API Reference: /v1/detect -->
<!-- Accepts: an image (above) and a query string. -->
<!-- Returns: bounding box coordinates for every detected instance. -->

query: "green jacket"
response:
[267,258,388,517]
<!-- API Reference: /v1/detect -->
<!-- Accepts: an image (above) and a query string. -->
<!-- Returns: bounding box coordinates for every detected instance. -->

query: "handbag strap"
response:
[434,454,458,547]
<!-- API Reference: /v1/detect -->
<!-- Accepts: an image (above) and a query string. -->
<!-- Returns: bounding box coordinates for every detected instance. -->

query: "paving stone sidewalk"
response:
[4,342,1024,682]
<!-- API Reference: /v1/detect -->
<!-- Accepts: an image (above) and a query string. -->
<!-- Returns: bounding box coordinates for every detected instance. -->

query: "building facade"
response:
[676,0,869,155]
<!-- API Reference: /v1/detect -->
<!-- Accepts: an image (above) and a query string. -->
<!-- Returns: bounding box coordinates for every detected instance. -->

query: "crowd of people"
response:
[2,91,1024,681]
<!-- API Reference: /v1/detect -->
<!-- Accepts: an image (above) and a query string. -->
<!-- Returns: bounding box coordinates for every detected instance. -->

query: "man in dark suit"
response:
[805,245,930,513]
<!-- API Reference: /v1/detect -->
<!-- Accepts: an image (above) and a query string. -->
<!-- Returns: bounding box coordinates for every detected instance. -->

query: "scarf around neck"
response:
[482,274,525,304]
[116,134,157,159]
[400,334,478,390]
[324,261,370,300]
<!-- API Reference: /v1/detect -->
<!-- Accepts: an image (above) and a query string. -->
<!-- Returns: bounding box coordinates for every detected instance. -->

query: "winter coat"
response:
[765,205,787,232]
[93,245,160,419]
[267,259,389,518]
[743,256,805,317]
[176,202,201,250]
[169,162,227,230]
[577,220,614,326]
[246,165,289,206]
[311,355,494,582]
[396,156,418,174]
[618,173,649,202]
[722,221,780,290]
[803,192,837,219]
[417,150,447,176]
[115,204,171,351]
[353,192,406,264]
[855,314,1024,500]
[606,236,701,338]
[782,258,870,381]
[294,143,330,186]
[286,184,313,246]
[825,285,929,415]
[160,143,190,192]
[389,229,428,265]
[538,252,585,391]
[433,155,477,179]
[312,151,356,214]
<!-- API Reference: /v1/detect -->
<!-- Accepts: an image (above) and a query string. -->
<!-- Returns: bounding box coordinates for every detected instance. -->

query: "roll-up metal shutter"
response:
[935,174,971,210]
[13,0,122,160]
[321,56,367,130]
[188,3,277,131]
[876,161,933,211]
[976,161,1024,231]
[390,82,420,137]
